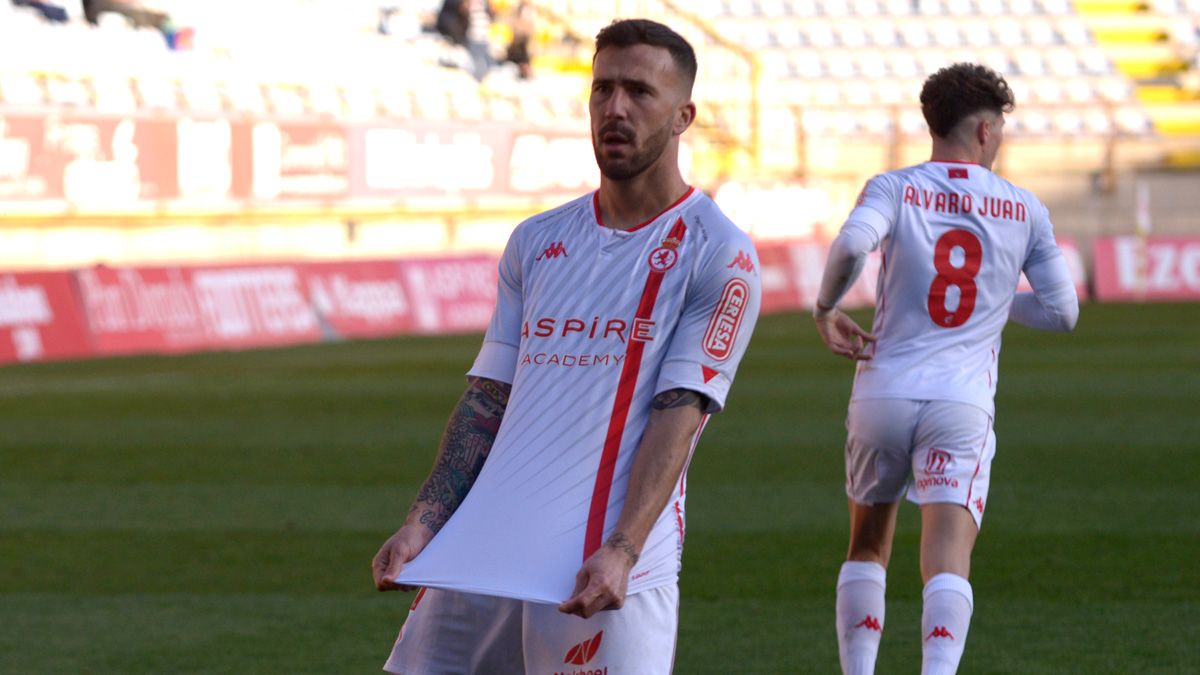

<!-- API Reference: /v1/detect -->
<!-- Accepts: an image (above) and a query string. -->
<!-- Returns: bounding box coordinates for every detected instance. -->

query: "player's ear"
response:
[674,100,696,136]
[976,116,992,148]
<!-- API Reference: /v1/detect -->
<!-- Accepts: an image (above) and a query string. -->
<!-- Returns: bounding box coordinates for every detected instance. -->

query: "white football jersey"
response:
[397,188,762,604]
[847,161,1062,414]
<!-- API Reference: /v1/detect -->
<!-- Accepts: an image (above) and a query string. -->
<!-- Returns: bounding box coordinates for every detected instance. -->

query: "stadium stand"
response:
[0,0,1198,268]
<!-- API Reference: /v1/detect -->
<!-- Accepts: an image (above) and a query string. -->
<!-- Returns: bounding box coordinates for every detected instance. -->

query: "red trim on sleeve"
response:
[584,216,690,560]
[593,187,696,232]
[674,414,709,546]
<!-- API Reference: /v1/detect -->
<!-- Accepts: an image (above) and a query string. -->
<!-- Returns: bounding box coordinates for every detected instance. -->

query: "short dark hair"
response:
[919,63,1015,138]
[594,19,697,91]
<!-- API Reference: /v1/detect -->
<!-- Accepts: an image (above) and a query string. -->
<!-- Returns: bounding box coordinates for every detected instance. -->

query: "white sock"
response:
[921,573,974,675]
[836,561,887,675]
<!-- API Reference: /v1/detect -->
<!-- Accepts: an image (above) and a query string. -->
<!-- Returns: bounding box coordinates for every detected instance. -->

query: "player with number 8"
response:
[811,63,1079,675]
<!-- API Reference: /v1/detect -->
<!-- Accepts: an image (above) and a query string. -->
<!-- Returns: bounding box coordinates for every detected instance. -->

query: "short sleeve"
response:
[654,238,762,414]
[467,230,523,384]
[845,174,898,242]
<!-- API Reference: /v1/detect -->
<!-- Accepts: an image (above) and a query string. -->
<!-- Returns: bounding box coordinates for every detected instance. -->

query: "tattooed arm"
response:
[372,376,511,591]
[559,388,706,617]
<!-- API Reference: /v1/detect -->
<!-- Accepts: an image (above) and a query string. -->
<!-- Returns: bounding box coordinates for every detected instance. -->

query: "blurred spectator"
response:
[465,0,495,81]
[11,0,69,23]
[437,0,495,81]
[436,0,470,46]
[504,0,534,79]
[82,0,190,50]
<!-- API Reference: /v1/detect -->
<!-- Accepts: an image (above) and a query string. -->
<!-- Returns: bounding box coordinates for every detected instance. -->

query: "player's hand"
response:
[372,525,431,592]
[814,309,877,361]
[558,542,635,619]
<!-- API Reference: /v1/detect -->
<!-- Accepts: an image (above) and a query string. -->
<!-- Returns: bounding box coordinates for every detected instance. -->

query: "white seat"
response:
[869,22,900,46]
[961,19,995,46]
[1058,18,1092,46]
[806,22,837,47]
[837,22,869,47]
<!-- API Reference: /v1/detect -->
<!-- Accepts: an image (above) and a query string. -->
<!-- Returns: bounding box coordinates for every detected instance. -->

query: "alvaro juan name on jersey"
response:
[397,187,762,604]
[849,161,1063,415]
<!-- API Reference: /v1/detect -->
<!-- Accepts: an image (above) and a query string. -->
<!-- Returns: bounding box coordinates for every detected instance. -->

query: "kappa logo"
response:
[855,615,883,632]
[926,626,955,641]
[702,278,749,361]
[924,448,951,475]
[726,250,756,273]
[973,496,986,514]
[536,241,569,261]
[564,630,603,666]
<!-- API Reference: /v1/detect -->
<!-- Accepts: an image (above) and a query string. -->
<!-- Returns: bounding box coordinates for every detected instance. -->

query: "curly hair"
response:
[920,63,1015,138]
[594,19,697,91]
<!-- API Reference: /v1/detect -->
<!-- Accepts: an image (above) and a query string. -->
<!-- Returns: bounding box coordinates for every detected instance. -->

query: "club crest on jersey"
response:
[648,235,681,272]
[702,278,750,361]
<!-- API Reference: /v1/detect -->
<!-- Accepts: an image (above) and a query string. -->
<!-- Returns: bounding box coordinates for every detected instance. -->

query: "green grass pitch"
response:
[1,303,1197,673]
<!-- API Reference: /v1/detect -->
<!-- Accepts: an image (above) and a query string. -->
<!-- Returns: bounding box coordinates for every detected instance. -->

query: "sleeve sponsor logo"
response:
[702,278,749,361]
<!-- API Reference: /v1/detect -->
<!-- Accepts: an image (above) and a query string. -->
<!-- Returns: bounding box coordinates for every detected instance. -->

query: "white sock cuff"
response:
[923,573,973,609]
[838,561,887,591]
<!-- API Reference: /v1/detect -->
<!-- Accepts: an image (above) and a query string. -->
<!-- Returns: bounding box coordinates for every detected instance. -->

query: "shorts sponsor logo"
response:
[973,497,986,514]
[563,630,603,667]
[536,242,569,261]
[924,448,951,475]
[702,278,749,361]
[916,475,959,491]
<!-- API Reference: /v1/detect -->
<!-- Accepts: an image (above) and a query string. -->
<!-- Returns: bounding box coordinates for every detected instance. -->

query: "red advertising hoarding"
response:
[0,271,92,363]
[1093,236,1200,301]
[0,113,177,204]
[75,264,321,356]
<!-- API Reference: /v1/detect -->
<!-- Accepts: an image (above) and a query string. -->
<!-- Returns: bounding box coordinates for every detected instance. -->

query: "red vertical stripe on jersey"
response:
[584,217,689,560]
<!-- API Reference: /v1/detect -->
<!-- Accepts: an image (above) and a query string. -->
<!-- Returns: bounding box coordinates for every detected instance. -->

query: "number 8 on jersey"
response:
[927,229,983,328]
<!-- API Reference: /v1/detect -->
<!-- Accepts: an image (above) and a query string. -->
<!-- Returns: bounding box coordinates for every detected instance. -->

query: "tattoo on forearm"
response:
[412,377,511,534]
[652,388,707,411]
[605,532,639,566]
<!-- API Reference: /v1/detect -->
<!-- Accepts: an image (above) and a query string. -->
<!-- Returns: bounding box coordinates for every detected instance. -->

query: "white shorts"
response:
[844,399,996,528]
[383,584,680,674]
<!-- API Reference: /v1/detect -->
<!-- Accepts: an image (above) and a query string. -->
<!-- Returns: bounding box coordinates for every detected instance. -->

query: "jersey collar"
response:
[592,186,696,233]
